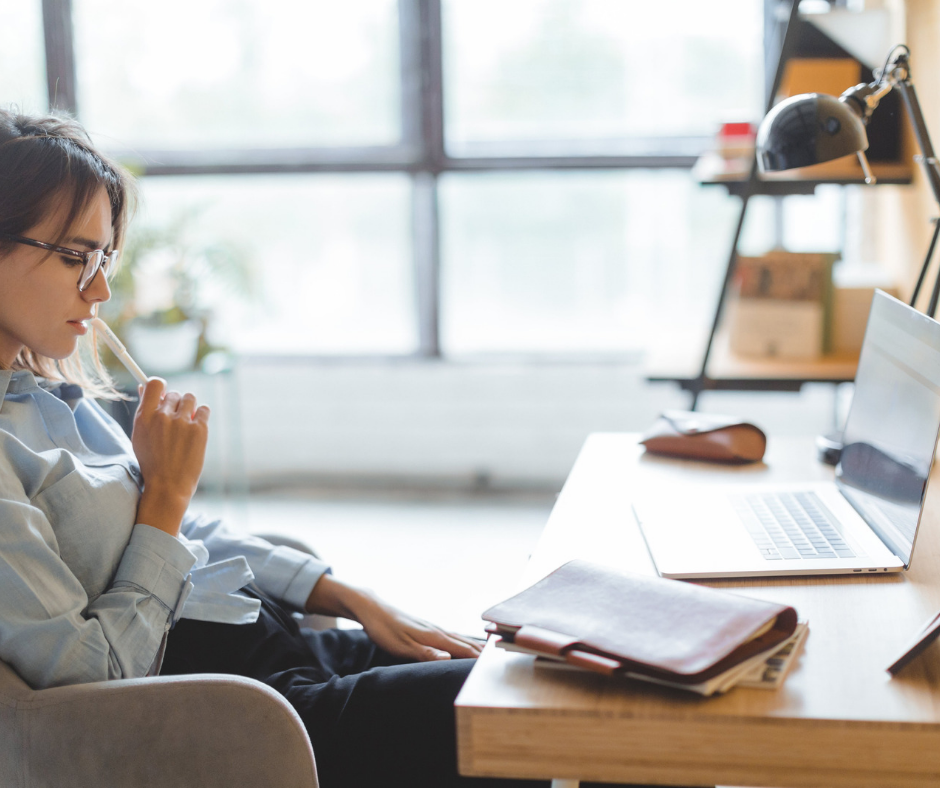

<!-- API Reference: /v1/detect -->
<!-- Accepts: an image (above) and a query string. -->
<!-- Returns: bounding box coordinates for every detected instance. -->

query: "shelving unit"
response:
[649,0,913,408]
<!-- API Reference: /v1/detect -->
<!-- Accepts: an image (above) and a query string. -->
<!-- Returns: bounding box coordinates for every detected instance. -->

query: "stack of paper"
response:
[496,621,808,695]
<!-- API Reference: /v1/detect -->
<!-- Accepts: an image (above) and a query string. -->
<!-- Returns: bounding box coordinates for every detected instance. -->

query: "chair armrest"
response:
[11,671,317,788]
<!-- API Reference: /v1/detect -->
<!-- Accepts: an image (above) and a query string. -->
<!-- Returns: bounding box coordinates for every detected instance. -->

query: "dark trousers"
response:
[162,591,698,788]
[162,591,547,788]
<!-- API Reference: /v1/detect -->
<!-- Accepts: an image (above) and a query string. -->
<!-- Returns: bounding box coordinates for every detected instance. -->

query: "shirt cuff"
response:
[113,524,199,615]
[255,547,332,612]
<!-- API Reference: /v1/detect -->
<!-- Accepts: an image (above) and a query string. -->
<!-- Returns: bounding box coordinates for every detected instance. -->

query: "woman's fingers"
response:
[409,642,450,662]
[138,377,166,413]
[450,634,485,656]
[160,390,182,414]
[434,632,483,659]
[356,597,486,663]
[178,392,198,419]
[410,626,482,660]
[131,381,210,503]
[155,390,204,420]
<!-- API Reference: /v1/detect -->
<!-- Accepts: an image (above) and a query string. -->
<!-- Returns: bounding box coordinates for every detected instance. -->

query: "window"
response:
[440,170,739,354]
[73,1,401,150]
[740,187,844,256]
[443,0,764,153]
[27,0,778,359]
[0,1,47,113]
[136,174,415,354]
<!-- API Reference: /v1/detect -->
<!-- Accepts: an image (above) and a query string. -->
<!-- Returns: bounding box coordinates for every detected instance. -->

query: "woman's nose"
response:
[81,269,111,304]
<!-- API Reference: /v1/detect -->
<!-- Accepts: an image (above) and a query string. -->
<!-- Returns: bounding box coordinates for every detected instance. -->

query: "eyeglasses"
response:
[0,233,120,292]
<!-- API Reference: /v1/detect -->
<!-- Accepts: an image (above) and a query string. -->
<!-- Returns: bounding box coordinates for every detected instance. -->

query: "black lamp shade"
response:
[756,93,869,172]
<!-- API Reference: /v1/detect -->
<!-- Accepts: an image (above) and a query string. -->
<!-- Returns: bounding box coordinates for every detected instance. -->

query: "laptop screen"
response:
[836,290,940,567]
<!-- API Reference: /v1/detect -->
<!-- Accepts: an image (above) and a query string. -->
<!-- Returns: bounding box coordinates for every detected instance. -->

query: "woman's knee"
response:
[296,658,475,787]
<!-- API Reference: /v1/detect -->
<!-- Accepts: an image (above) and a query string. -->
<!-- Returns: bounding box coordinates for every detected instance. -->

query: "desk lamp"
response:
[756,45,940,464]
[757,44,940,316]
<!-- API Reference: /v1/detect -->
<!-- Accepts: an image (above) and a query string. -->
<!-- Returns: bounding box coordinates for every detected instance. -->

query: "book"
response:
[735,251,837,302]
[729,250,839,359]
[483,560,799,697]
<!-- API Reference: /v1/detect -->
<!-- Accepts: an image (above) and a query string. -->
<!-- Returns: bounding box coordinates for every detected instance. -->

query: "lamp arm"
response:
[881,57,940,315]
[897,76,940,316]
[841,52,940,315]
[842,53,940,207]
[893,78,940,208]
[840,80,893,122]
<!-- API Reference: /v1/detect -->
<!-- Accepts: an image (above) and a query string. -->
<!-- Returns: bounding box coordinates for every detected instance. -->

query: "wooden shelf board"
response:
[693,153,914,196]
[645,328,859,390]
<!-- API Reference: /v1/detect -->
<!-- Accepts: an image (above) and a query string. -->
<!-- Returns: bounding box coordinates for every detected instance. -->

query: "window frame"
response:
[42,0,752,361]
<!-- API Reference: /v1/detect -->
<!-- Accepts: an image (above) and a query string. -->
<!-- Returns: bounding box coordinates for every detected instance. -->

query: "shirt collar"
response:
[0,369,42,401]
[0,370,82,407]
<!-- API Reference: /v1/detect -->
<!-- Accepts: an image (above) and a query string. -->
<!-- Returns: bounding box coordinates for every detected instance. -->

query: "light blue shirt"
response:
[0,370,330,689]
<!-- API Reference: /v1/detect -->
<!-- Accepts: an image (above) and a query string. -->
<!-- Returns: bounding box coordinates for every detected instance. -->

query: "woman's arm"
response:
[0,377,212,690]
[181,515,480,661]
[0,487,196,688]
[180,513,332,610]
[304,575,483,662]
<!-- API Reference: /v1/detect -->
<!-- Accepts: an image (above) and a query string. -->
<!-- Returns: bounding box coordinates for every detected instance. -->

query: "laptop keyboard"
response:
[731,492,857,560]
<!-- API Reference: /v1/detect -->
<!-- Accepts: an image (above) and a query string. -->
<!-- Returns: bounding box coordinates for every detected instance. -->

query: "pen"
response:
[90,317,149,386]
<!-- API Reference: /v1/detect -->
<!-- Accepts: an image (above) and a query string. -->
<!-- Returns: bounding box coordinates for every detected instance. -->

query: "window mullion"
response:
[399,0,422,152]
[417,0,445,171]
[41,0,77,113]
[407,0,445,357]
[412,173,441,357]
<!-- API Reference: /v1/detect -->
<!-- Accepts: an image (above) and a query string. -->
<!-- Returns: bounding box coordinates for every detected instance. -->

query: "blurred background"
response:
[3,0,923,630]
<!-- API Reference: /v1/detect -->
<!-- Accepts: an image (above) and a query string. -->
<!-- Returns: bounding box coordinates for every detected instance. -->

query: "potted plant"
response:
[100,208,255,378]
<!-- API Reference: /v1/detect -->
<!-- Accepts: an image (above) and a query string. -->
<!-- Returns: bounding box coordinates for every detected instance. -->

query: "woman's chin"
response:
[30,340,78,361]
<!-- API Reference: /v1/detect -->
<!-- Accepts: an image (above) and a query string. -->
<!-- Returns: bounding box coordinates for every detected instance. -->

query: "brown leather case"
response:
[640,410,767,463]
[483,560,796,684]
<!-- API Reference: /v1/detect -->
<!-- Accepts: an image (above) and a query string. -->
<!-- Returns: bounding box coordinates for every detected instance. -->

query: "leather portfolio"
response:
[483,560,797,687]
[640,410,767,463]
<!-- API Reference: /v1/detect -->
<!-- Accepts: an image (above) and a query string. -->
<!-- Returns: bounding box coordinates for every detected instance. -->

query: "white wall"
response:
[176,360,841,492]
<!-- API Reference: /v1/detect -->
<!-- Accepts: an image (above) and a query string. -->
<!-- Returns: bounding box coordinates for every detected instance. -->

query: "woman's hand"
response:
[132,378,210,536]
[306,575,483,662]
[355,595,484,662]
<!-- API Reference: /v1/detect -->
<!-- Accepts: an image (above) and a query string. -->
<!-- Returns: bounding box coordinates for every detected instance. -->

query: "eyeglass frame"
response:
[0,233,120,292]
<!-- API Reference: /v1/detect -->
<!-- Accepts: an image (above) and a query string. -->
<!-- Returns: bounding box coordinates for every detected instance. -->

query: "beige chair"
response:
[0,534,331,788]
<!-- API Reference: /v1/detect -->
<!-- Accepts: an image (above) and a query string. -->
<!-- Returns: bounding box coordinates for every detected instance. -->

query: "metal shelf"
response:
[656,0,912,407]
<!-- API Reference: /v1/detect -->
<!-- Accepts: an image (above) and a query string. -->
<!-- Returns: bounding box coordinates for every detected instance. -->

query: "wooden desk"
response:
[456,434,940,787]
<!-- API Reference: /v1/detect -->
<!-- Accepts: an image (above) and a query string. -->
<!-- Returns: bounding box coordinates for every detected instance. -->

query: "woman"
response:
[0,108,551,788]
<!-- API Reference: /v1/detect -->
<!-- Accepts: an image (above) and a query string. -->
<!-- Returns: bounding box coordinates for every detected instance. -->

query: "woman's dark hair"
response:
[0,108,137,392]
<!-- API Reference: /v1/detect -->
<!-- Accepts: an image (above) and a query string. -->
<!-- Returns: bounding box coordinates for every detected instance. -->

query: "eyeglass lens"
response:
[78,250,104,291]
[78,249,118,291]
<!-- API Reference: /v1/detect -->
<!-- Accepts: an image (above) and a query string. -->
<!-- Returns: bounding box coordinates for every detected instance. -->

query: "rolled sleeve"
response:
[260,547,332,611]
[113,524,198,616]
[181,513,332,612]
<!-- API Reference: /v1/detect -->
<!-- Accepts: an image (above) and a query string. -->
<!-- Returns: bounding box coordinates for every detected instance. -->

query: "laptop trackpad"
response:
[634,490,763,572]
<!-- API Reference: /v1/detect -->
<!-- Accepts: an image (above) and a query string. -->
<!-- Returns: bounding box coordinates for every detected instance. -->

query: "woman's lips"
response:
[67,320,88,335]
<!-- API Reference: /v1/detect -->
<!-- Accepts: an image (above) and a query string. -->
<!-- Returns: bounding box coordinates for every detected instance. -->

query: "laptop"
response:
[633,290,940,579]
